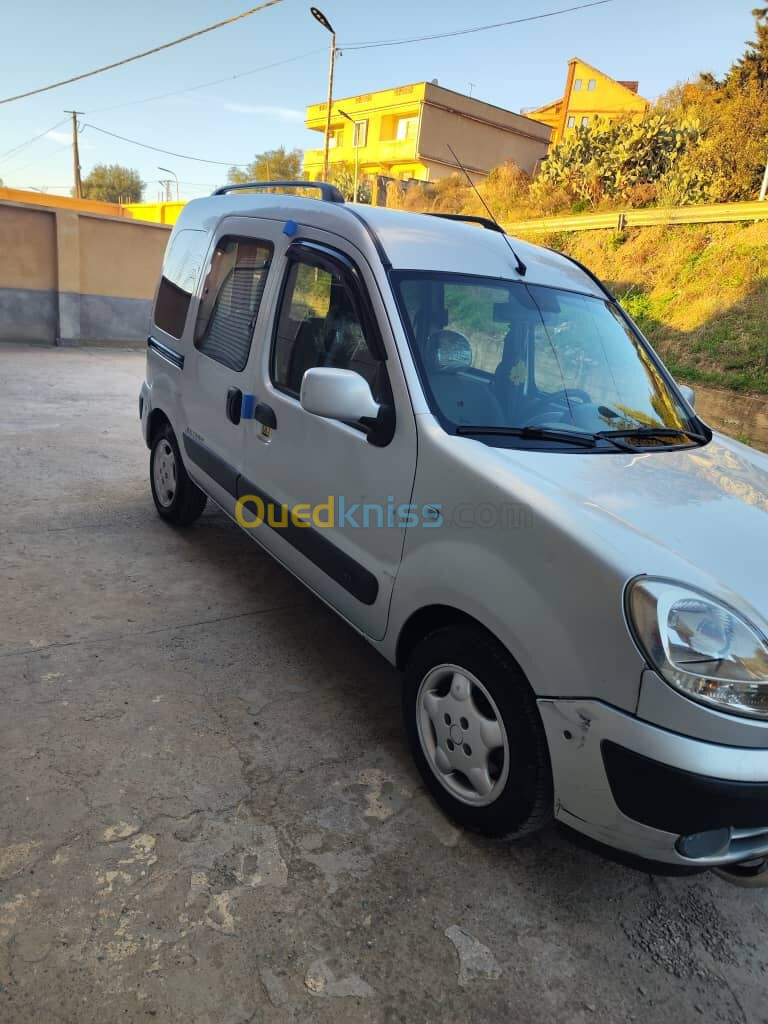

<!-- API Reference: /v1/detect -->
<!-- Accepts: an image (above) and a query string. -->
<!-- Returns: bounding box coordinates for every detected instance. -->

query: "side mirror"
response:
[300,367,380,423]
[678,384,696,409]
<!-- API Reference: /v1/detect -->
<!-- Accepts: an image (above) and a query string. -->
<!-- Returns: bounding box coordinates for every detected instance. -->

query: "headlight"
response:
[627,578,768,720]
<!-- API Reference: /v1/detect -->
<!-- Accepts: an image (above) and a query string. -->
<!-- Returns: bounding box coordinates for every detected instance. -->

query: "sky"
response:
[0,0,758,200]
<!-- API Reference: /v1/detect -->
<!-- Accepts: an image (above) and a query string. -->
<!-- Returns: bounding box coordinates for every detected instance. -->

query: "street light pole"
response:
[311,7,336,182]
[158,166,179,200]
[338,108,358,202]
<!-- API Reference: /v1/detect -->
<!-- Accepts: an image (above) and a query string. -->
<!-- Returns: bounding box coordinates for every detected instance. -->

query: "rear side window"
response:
[154,228,207,339]
[194,236,272,371]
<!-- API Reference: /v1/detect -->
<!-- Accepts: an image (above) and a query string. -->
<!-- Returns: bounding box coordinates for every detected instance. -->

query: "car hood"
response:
[502,433,768,622]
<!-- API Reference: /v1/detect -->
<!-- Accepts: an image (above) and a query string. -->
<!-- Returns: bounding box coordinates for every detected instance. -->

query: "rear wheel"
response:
[150,424,207,526]
[402,625,553,837]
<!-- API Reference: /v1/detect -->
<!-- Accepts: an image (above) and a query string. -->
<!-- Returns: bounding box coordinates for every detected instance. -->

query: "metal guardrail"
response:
[503,200,768,236]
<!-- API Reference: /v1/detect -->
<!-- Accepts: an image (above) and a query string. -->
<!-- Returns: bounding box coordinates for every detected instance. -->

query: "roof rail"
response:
[212,180,345,203]
[426,212,506,235]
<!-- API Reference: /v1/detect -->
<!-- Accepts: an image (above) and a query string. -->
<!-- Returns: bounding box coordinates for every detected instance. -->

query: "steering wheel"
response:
[542,388,592,406]
[524,388,593,428]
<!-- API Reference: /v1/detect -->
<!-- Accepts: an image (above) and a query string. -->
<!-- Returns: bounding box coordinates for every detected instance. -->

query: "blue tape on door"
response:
[241,394,256,419]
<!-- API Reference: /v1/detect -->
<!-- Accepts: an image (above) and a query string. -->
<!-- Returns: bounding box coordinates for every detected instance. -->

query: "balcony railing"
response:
[304,137,417,165]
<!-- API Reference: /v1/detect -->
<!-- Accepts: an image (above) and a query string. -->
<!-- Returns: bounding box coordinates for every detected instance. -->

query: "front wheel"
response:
[150,424,207,526]
[402,625,553,837]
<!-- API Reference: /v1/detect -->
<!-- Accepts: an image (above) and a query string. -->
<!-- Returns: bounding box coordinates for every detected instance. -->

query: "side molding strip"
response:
[182,432,379,606]
[183,432,238,496]
[237,476,379,606]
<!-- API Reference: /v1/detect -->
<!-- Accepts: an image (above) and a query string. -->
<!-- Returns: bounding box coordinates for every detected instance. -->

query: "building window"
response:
[581,116,590,126]
[396,116,419,141]
[353,119,368,148]
[328,128,344,149]
[153,228,207,339]
[573,79,582,91]
[587,79,597,91]
[194,237,272,372]
[567,116,576,128]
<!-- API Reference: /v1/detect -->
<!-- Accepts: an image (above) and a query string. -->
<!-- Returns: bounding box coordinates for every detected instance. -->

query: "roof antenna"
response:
[446,143,527,276]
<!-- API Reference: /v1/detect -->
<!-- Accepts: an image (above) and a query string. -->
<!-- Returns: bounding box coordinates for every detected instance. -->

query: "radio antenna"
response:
[446,144,527,276]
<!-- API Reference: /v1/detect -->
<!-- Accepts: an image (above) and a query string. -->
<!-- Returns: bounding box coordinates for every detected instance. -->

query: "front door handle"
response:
[226,387,243,425]
[253,402,277,430]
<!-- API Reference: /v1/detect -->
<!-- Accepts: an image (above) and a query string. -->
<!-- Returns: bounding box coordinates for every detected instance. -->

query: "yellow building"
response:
[527,58,649,144]
[304,81,551,185]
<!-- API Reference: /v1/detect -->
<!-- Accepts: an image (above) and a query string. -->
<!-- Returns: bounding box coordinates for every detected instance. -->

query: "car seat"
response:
[425,330,505,427]
[493,323,529,421]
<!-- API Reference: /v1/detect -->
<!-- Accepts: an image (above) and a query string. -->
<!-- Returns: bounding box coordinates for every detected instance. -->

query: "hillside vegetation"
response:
[381,6,768,395]
[528,221,768,394]
[387,6,768,221]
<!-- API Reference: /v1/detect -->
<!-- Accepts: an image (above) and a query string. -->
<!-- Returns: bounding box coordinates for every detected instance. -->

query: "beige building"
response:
[527,58,649,144]
[304,82,552,184]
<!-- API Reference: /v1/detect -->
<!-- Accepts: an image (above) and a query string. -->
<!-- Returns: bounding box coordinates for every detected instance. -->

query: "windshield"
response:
[394,272,699,447]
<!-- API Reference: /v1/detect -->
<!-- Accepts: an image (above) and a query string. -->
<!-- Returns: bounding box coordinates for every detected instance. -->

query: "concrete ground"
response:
[0,342,766,1024]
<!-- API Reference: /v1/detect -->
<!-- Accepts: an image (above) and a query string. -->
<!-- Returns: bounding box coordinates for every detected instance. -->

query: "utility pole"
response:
[64,111,83,198]
[311,8,336,182]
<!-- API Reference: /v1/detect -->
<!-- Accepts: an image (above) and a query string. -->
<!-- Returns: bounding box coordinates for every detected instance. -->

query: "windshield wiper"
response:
[456,425,597,448]
[596,426,708,448]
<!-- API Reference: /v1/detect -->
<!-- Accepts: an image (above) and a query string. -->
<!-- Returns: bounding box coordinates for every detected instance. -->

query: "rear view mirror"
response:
[300,367,380,423]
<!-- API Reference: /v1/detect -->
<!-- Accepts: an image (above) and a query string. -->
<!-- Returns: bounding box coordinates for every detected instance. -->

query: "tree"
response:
[652,7,768,204]
[326,161,372,203]
[228,147,303,184]
[659,78,768,203]
[80,164,143,203]
[727,6,768,89]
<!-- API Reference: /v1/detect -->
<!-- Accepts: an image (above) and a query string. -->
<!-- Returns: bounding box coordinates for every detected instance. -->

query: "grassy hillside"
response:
[522,221,768,394]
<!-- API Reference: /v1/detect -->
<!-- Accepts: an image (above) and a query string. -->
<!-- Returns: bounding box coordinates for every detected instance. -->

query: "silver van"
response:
[140,182,768,878]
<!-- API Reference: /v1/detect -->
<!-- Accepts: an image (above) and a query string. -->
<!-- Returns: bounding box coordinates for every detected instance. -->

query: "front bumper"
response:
[538,699,768,868]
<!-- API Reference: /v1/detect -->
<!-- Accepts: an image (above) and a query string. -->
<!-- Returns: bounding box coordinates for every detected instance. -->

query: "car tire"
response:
[402,625,553,838]
[150,423,207,526]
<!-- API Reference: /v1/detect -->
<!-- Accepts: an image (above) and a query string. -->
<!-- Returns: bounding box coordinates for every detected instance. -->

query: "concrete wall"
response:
[0,199,171,344]
[121,200,186,226]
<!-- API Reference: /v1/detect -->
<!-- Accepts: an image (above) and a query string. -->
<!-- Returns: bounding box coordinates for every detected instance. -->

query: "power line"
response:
[90,2,615,114]
[2,139,72,176]
[82,123,248,166]
[0,118,69,165]
[341,0,613,50]
[87,48,325,115]
[0,0,285,106]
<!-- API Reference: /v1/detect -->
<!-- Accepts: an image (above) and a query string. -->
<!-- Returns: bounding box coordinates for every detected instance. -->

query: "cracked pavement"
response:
[0,342,767,1023]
